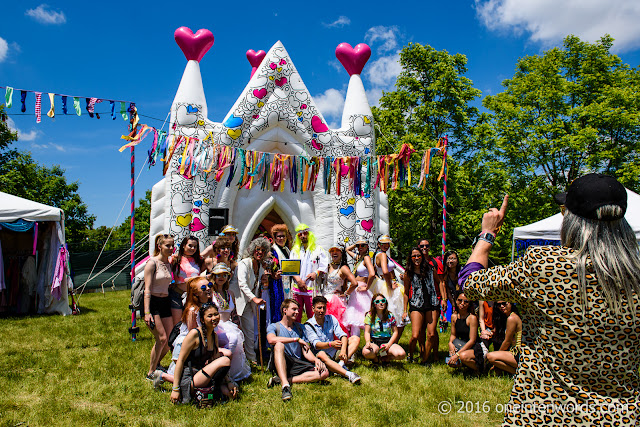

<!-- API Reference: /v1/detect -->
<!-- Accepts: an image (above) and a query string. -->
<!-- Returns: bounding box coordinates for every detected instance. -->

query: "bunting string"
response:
[119,124,448,195]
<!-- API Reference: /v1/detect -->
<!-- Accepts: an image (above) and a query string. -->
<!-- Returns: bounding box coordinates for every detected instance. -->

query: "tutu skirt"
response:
[326,294,348,333]
[344,285,373,329]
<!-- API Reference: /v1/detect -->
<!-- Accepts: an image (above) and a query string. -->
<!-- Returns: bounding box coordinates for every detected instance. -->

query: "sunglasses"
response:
[200,284,209,291]
[456,299,469,304]
[419,244,429,248]
[411,255,422,259]
[356,243,368,247]
[275,234,286,239]
[374,298,387,304]
[497,301,509,306]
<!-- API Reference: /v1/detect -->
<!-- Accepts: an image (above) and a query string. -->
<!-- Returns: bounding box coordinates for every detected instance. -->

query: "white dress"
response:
[212,291,251,382]
[372,253,408,327]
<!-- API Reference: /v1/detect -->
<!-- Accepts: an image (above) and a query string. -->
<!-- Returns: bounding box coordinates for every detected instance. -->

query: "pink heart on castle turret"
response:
[335,43,371,76]
[247,49,266,78]
[174,27,214,62]
[246,50,266,67]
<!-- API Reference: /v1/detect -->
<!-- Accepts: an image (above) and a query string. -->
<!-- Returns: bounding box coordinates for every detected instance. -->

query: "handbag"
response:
[193,385,219,408]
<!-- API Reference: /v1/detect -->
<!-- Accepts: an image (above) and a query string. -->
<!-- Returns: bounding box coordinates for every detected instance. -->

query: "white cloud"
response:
[475,0,640,52]
[6,117,41,142]
[49,142,66,152]
[0,37,8,62]
[328,59,342,72]
[314,88,345,120]
[25,4,66,25]
[365,25,400,53]
[365,53,401,88]
[324,16,351,28]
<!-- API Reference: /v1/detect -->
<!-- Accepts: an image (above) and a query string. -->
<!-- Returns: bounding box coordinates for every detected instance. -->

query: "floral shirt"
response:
[364,312,396,339]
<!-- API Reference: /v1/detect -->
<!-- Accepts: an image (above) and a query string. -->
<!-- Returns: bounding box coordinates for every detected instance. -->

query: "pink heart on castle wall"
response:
[361,219,374,233]
[311,115,329,133]
[253,88,267,99]
[335,43,371,76]
[190,217,206,232]
[175,27,214,62]
[246,50,266,68]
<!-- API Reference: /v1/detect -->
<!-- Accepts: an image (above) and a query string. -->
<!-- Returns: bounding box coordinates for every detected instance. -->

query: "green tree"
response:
[372,43,482,260]
[0,151,95,244]
[0,105,18,150]
[483,35,640,193]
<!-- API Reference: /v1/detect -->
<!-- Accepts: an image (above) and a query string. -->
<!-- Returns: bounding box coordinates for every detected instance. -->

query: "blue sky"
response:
[2,1,640,228]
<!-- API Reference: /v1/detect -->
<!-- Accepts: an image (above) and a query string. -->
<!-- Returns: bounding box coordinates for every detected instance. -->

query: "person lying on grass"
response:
[304,296,361,384]
[266,298,329,401]
[362,293,406,363]
[170,303,238,404]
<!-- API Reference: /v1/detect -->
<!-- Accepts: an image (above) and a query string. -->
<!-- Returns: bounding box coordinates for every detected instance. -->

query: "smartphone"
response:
[149,319,156,330]
[445,356,451,363]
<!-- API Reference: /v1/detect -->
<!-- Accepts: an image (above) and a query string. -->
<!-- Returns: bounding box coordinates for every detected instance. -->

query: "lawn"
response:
[0,290,513,426]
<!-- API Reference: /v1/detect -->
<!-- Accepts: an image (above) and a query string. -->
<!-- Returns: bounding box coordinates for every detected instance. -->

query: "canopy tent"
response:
[0,191,72,315]
[512,188,640,260]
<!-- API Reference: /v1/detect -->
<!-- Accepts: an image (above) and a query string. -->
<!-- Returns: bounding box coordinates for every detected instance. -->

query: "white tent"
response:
[0,191,72,315]
[512,188,640,260]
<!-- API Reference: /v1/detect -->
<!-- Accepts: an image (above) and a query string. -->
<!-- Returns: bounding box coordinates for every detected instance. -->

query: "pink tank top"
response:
[175,256,201,284]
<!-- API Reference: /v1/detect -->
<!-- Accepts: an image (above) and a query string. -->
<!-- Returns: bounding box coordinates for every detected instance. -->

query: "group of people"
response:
[139,173,640,425]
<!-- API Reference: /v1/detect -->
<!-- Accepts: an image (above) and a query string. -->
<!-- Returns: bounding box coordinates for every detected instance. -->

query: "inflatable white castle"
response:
[149,27,389,254]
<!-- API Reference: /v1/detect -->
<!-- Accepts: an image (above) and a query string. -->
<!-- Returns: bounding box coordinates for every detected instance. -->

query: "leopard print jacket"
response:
[464,246,639,426]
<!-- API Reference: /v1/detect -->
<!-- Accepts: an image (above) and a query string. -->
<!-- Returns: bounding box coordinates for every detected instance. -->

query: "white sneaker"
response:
[338,360,345,369]
[347,371,361,384]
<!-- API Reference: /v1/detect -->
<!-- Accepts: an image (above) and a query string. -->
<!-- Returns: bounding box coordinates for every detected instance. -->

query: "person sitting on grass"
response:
[153,276,232,389]
[362,293,406,363]
[266,299,329,401]
[170,303,238,404]
[304,296,361,384]
[447,291,478,370]
[485,301,522,375]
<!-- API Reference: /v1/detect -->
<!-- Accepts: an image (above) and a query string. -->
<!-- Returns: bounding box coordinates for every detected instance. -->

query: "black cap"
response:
[554,173,627,220]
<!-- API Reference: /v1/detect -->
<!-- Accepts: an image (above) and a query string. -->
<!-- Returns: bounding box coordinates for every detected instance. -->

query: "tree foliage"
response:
[373,43,483,261]
[0,106,95,244]
[0,151,96,244]
[483,35,640,192]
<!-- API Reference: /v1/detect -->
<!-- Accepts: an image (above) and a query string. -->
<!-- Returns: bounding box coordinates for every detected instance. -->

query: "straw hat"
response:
[378,234,392,244]
[211,263,231,275]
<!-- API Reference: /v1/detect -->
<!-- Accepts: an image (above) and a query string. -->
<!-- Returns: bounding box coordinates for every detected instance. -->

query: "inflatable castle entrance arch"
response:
[149,27,389,254]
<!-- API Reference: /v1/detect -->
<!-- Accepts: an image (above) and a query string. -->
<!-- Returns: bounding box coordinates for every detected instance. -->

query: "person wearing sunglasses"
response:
[416,239,446,360]
[171,303,238,404]
[289,224,328,322]
[462,174,640,425]
[202,224,240,263]
[209,263,251,382]
[403,247,440,364]
[235,237,270,365]
[344,238,375,339]
[269,223,292,316]
[362,293,406,363]
[152,275,216,389]
[447,291,478,369]
[485,301,522,375]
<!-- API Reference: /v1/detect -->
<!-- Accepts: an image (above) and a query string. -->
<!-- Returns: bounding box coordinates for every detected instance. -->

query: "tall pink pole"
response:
[442,137,448,259]
[130,145,137,341]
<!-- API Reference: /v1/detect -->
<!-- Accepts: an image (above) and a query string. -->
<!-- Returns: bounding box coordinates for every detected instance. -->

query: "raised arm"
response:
[345,244,357,259]
[340,266,359,295]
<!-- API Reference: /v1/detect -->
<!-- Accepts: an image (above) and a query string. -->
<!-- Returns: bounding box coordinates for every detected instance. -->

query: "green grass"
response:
[0,291,513,426]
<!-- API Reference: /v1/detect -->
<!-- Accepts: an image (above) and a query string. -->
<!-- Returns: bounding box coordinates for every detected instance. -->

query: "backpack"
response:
[131,259,154,311]
[168,321,183,351]
[130,274,145,311]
